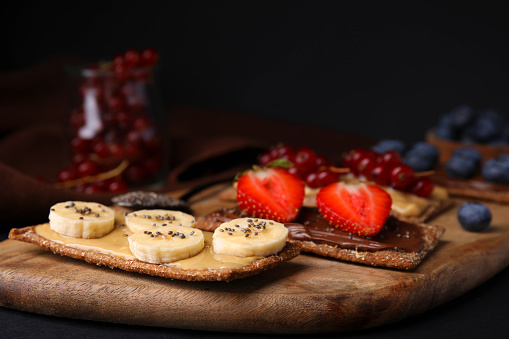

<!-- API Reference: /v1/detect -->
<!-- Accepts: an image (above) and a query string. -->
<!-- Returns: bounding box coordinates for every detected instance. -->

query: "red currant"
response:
[314,155,330,169]
[71,137,91,154]
[341,150,355,169]
[139,128,160,150]
[315,168,339,187]
[69,111,85,130]
[408,177,434,198]
[141,48,159,66]
[85,184,104,194]
[126,130,143,145]
[124,165,147,183]
[368,164,391,186]
[123,49,141,68]
[258,151,274,167]
[77,160,99,177]
[92,140,110,158]
[112,53,125,67]
[109,143,125,159]
[356,152,378,178]
[92,178,110,192]
[108,179,128,193]
[57,168,78,182]
[125,143,142,161]
[380,150,403,167]
[102,112,116,127]
[133,116,151,130]
[287,165,306,179]
[270,144,296,162]
[390,164,415,190]
[108,95,127,112]
[294,146,317,173]
[113,63,130,81]
[304,171,320,188]
[344,148,376,175]
[115,111,132,127]
[72,153,89,166]
[74,183,89,192]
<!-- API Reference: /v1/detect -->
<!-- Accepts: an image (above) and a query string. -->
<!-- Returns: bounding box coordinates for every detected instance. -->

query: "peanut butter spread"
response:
[35,223,262,270]
[305,177,449,218]
[386,185,448,217]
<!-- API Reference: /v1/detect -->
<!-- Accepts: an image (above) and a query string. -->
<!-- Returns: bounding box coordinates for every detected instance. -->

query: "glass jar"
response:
[63,60,168,193]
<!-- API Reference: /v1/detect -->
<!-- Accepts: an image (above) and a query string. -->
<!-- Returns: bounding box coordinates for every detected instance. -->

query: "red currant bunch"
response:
[58,47,164,194]
[341,147,434,198]
[258,144,340,188]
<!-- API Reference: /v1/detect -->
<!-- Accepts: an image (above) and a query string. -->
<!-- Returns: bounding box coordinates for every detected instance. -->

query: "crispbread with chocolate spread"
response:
[286,215,445,270]
[431,168,509,204]
[195,206,445,270]
[8,225,301,282]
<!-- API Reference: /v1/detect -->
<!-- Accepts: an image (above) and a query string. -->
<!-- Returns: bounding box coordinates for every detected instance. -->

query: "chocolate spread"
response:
[201,207,425,253]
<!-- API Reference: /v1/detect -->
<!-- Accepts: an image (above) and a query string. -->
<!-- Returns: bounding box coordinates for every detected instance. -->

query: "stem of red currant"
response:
[54,160,129,189]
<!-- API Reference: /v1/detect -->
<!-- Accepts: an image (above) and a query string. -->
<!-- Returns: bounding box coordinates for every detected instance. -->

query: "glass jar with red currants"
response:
[60,48,168,194]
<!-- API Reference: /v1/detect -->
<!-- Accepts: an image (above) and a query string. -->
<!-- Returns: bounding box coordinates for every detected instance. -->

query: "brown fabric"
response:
[0,56,375,226]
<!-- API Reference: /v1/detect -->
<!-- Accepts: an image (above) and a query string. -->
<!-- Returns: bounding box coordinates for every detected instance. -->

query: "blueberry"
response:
[434,124,456,140]
[464,116,502,143]
[495,154,509,164]
[451,148,482,167]
[482,109,507,126]
[410,142,440,157]
[404,153,435,172]
[449,105,476,129]
[435,113,458,140]
[445,155,477,178]
[457,202,492,232]
[501,125,509,143]
[482,156,509,184]
[404,142,439,172]
[371,139,406,154]
[437,112,455,127]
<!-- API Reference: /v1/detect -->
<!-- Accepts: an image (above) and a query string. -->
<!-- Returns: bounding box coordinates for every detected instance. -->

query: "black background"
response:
[2,0,508,145]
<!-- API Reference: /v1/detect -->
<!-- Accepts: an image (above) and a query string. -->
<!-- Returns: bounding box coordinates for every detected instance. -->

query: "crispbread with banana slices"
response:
[195,206,445,270]
[8,225,301,282]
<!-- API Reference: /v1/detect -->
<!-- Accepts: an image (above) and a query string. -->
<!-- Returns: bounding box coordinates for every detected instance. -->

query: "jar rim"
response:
[65,63,157,78]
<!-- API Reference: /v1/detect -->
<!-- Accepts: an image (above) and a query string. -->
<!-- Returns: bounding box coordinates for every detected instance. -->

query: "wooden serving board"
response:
[1,184,509,334]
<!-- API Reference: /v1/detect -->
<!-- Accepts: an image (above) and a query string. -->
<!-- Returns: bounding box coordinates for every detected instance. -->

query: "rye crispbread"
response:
[287,217,445,270]
[431,170,509,204]
[195,208,446,270]
[8,226,301,282]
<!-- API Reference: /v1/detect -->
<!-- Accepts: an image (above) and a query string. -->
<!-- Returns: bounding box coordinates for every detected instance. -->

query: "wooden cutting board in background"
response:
[1,183,509,334]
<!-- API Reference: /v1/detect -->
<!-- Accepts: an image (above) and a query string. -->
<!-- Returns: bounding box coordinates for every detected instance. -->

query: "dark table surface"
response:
[1,224,508,338]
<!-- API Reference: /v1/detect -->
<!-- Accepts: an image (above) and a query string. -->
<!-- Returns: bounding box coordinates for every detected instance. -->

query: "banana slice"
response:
[128,226,204,264]
[212,218,288,257]
[125,209,195,233]
[49,201,115,238]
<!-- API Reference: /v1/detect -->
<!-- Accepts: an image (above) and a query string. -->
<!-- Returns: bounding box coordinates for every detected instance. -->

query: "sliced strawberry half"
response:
[316,182,392,237]
[236,167,305,223]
